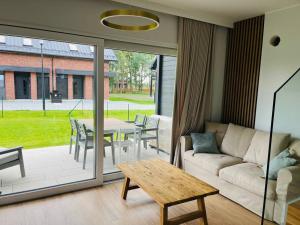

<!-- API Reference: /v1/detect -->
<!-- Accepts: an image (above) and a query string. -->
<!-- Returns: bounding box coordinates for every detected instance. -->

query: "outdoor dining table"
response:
[79,118,142,159]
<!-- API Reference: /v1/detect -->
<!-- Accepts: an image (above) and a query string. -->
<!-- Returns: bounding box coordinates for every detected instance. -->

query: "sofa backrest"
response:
[220,123,256,158]
[243,131,291,166]
[205,122,228,147]
[289,139,300,160]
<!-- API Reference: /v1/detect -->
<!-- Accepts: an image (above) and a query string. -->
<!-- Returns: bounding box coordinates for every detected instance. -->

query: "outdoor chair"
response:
[76,121,115,169]
[0,146,25,177]
[121,114,147,152]
[120,114,147,144]
[126,114,147,127]
[126,116,160,154]
[103,132,115,165]
[69,118,79,158]
[76,121,94,169]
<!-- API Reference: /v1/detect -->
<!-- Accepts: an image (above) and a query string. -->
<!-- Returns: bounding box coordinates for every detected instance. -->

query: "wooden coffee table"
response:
[118,159,219,225]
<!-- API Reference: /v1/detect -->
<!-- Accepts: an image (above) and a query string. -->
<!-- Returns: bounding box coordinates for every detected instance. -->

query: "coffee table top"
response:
[118,159,219,207]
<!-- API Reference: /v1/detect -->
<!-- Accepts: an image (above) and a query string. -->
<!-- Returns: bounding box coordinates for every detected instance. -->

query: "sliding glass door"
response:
[0,26,104,204]
[102,45,177,181]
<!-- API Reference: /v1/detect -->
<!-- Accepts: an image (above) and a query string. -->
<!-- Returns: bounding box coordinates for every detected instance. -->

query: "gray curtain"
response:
[170,18,215,167]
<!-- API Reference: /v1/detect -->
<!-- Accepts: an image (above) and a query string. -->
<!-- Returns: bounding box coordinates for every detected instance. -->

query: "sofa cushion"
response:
[219,163,277,199]
[220,123,256,158]
[243,131,290,166]
[289,139,300,160]
[205,122,228,147]
[0,152,19,165]
[183,150,242,175]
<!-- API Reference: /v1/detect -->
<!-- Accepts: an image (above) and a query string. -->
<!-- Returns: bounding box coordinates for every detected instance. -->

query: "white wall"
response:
[255,4,300,135]
[0,0,228,121]
[272,72,300,137]
[0,0,177,50]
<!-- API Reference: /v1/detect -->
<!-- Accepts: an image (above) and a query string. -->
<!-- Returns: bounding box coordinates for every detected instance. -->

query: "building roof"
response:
[0,35,117,61]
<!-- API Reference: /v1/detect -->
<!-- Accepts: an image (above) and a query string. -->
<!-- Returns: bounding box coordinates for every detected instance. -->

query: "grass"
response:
[109,93,154,105]
[0,109,154,149]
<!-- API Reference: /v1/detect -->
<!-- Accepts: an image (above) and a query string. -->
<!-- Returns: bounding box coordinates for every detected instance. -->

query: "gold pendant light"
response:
[100,9,159,31]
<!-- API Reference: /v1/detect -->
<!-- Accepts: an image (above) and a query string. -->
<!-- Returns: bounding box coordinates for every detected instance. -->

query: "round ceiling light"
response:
[100,9,159,31]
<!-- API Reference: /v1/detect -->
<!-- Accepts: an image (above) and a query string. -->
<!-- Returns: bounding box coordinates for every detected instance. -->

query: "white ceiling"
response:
[112,0,300,27]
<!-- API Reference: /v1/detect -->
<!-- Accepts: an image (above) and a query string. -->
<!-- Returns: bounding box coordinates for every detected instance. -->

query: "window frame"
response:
[0,25,105,205]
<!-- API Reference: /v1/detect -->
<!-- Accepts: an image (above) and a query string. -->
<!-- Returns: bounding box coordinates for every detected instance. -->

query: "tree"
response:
[110,50,155,93]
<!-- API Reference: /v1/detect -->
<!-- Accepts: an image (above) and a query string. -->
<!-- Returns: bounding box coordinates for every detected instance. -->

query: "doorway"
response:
[0,74,4,99]
[14,72,30,99]
[56,74,68,99]
[73,75,84,99]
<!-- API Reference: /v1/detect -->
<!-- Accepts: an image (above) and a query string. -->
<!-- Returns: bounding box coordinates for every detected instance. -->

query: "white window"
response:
[90,46,94,53]
[0,35,5,44]
[69,43,78,51]
[23,38,32,46]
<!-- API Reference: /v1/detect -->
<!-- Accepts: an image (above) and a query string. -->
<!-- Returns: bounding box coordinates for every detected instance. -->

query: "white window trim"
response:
[0,35,5,43]
[69,43,78,51]
[23,37,33,46]
[90,45,94,53]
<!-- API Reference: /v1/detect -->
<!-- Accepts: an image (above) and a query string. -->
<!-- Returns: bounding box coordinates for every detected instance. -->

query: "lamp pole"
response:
[40,41,46,116]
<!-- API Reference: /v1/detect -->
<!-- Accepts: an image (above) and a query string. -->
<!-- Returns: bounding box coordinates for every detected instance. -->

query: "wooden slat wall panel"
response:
[222,16,264,128]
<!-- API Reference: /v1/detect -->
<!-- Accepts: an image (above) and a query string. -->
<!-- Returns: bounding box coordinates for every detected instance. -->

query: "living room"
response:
[0,0,299,225]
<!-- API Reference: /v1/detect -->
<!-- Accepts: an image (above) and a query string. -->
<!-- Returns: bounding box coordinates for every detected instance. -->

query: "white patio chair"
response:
[126,116,160,154]
[126,114,147,127]
[115,128,137,163]
[76,121,115,169]
[0,146,25,177]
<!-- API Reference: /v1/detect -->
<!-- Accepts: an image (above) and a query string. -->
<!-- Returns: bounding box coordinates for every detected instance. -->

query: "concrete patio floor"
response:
[0,144,169,196]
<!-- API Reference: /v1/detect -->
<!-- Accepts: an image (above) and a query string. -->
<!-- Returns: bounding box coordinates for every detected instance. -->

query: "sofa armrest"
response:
[180,136,192,169]
[276,165,300,201]
[180,136,192,152]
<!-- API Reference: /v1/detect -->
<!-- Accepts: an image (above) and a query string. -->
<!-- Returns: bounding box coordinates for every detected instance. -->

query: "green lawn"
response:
[109,93,154,105]
[0,109,154,149]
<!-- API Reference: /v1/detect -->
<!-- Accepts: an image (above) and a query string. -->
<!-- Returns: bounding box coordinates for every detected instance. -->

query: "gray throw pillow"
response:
[191,132,220,155]
[262,149,297,180]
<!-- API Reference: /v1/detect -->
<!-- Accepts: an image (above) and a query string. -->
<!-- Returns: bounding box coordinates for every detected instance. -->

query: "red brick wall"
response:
[30,72,37,100]
[104,77,109,99]
[68,75,73,99]
[104,61,110,99]
[84,76,93,99]
[104,62,109,72]
[4,71,15,99]
[0,53,111,100]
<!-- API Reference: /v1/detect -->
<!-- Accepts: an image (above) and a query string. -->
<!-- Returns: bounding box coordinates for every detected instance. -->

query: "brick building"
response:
[0,36,117,100]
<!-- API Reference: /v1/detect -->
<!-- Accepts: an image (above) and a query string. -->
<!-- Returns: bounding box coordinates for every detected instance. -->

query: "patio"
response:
[0,144,169,196]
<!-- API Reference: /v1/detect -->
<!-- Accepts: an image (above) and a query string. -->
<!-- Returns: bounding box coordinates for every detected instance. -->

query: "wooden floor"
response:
[287,200,300,225]
[0,181,275,225]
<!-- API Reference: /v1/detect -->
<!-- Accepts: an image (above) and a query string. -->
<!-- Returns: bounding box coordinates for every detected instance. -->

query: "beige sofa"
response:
[180,122,300,224]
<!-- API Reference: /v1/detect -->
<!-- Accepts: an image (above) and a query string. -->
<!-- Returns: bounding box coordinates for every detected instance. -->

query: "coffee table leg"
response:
[197,198,208,225]
[121,177,130,200]
[160,207,168,225]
